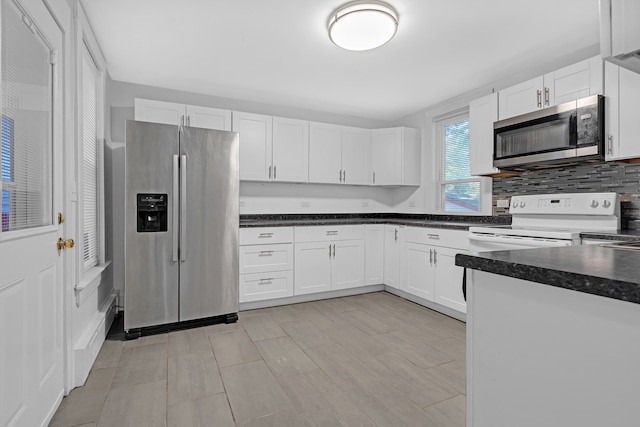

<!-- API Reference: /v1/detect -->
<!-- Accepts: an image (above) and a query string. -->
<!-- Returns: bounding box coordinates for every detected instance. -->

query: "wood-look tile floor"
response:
[50,292,466,427]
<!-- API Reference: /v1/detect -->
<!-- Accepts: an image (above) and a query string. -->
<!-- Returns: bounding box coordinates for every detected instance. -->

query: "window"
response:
[81,42,101,268]
[1,0,54,233]
[435,110,489,214]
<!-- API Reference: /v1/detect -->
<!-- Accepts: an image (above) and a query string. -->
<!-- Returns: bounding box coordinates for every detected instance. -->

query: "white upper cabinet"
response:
[134,98,231,130]
[341,126,371,185]
[498,76,544,120]
[232,112,273,181]
[186,104,232,130]
[371,127,421,186]
[604,61,640,161]
[308,123,371,185]
[309,122,343,184]
[498,56,603,120]
[272,117,309,183]
[469,92,499,176]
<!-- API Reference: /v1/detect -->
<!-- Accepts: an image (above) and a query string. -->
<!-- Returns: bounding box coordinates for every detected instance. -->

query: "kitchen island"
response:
[456,245,640,427]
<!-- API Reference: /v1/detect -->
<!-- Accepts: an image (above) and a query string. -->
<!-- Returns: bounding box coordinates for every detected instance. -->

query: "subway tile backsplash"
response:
[492,160,640,229]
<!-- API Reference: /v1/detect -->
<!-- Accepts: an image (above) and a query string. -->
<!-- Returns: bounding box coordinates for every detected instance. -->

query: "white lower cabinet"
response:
[400,227,468,314]
[364,224,384,285]
[239,227,294,303]
[383,225,402,289]
[294,226,365,295]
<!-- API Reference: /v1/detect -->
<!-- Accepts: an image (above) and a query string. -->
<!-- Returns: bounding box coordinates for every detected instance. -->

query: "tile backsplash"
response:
[492,160,640,229]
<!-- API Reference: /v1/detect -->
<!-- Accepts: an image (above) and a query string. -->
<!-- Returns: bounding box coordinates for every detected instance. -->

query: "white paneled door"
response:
[0,0,65,426]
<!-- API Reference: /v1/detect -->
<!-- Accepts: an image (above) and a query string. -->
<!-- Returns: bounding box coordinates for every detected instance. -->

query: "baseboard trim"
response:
[239,284,385,311]
[72,292,117,387]
[384,286,466,322]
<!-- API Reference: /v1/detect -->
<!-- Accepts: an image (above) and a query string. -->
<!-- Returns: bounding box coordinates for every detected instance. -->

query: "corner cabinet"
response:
[383,224,402,289]
[469,92,499,176]
[364,224,384,285]
[371,127,421,186]
[134,98,231,130]
[308,122,371,185]
[604,61,640,161]
[233,113,309,183]
[294,226,365,295]
[498,56,603,120]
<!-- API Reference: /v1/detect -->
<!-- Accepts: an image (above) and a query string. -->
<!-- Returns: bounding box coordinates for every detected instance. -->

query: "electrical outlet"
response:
[361,200,369,207]
[301,201,311,208]
[239,200,246,207]
[409,200,416,207]
[497,199,510,208]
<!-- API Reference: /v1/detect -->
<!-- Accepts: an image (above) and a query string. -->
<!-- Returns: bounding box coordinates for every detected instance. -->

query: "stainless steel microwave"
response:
[493,95,604,169]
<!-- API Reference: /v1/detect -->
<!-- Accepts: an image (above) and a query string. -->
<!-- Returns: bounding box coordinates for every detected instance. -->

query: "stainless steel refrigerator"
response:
[124,120,239,336]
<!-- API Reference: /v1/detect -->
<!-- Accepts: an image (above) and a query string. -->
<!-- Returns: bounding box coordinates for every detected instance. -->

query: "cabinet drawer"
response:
[239,271,294,303]
[403,227,469,250]
[294,225,364,242]
[240,227,294,245]
[239,244,293,274]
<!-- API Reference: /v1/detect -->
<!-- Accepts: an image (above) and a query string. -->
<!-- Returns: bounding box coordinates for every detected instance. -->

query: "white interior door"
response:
[0,0,65,425]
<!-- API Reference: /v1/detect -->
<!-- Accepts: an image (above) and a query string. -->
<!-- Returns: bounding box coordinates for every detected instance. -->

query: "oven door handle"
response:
[468,233,573,247]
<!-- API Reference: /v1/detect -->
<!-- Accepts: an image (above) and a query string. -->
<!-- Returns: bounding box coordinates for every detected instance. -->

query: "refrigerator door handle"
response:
[172,154,179,262]
[180,154,187,261]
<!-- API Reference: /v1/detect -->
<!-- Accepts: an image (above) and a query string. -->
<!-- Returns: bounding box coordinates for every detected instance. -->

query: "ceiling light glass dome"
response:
[328,1,399,51]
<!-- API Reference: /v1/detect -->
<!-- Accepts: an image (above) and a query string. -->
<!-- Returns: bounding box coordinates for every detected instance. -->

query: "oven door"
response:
[468,233,574,252]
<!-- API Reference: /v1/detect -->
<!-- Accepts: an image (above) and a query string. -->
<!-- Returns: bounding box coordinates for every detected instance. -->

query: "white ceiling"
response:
[80,0,600,121]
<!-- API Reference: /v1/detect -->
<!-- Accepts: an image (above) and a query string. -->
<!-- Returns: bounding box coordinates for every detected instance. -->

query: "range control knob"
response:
[519,201,526,208]
[602,200,611,208]
[590,200,599,208]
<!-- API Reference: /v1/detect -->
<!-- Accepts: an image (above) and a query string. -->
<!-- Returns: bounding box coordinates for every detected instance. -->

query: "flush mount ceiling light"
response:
[328,1,398,51]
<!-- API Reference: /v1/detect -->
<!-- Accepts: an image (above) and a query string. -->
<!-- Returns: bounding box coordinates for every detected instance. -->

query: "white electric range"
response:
[469,192,621,251]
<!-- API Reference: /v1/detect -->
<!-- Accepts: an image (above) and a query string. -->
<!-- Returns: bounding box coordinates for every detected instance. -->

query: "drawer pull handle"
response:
[259,251,273,256]
[258,233,273,238]
[259,278,273,284]
[428,234,440,240]
[326,231,338,236]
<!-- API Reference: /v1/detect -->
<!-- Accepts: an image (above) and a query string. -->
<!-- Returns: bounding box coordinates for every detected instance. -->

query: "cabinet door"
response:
[604,61,619,160]
[434,247,467,313]
[134,98,185,125]
[294,241,332,295]
[309,122,342,184]
[233,112,272,181]
[403,242,435,301]
[364,225,384,285]
[186,105,232,131]
[371,128,401,185]
[544,57,601,107]
[469,92,499,176]
[617,66,640,159]
[332,239,365,291]
[272,117,309,182]
[239,270,294,303]
[383,225,400,289]
[498,76,544,120]
[341,127,371,185]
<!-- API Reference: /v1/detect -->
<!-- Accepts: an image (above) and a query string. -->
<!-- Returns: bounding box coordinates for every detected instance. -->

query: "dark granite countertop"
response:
[239,214,509,230]
[456,244,640,305]
[579,229,640,241]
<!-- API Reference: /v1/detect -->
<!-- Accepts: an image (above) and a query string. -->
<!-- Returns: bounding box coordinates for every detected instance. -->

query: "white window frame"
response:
[433,108,492,216]
[76,4,107,290]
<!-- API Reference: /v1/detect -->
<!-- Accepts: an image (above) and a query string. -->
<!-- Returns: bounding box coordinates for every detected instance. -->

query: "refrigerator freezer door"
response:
[179,126,239,321]
[125,121,180,330]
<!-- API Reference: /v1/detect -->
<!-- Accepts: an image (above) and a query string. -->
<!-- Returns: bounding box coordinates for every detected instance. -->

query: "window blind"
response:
[1,0,53,232]
[435,111,484,214]
[82,44,99,267]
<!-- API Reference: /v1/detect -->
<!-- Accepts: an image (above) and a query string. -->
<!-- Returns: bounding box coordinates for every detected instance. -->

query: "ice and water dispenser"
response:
[136,193,168,232]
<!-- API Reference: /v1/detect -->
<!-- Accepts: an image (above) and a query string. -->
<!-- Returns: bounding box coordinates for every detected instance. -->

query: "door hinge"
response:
[50,50,57,65]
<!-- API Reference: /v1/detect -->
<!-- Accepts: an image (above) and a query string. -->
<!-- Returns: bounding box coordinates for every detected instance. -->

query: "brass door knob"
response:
[57,238,75,251]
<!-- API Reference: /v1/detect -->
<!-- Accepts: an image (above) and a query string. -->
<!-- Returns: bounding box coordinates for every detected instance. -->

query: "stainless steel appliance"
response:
[493,95,604,170]
[469,192,620,252]
[124,120,239,337]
